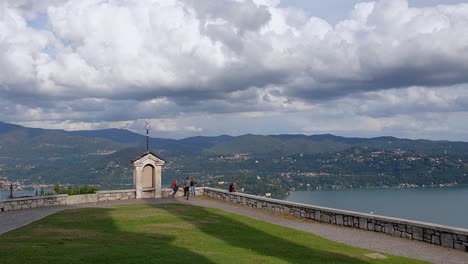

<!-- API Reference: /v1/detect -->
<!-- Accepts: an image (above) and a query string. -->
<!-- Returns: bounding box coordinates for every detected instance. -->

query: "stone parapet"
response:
[203,187,468,252]
[66,194,98,205]
[0,190,136,210]
[160,187,204,198]
[65,190,136,204]
[0,188,204,211]
[96,190,136,202]
[0,195,67,212]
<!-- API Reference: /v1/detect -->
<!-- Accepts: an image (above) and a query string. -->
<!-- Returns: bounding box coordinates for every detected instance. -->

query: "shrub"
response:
[53,183,99,195]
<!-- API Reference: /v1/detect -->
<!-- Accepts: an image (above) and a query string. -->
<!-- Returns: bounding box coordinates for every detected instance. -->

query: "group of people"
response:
[170,178,238,199]
[170,177,196,200]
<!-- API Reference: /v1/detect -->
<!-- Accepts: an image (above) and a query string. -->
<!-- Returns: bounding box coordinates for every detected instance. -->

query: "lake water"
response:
[0,190,38,200]
[284,187,468,229]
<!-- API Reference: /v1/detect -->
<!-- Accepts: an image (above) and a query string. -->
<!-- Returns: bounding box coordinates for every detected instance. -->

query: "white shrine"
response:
[132,122,165,199]
[132,151,165,199]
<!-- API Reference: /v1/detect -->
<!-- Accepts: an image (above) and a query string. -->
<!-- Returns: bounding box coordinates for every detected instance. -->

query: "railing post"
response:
[9,183,13,199]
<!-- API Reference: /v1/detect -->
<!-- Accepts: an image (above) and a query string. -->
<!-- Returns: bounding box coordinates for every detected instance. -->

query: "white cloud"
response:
[1,0,468,140]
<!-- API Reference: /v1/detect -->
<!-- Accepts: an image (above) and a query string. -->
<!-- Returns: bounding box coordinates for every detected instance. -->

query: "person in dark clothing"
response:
[183,177,190,200]
[228,182,237,192]
[190,177,197,196]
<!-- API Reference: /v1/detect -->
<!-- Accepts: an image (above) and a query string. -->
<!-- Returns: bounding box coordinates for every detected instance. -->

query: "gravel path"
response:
[183,197,468,264]
[1,197,467,264]
[0,206,68,235]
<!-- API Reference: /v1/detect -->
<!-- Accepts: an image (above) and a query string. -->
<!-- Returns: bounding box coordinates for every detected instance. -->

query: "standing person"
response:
[190,177,197,196]
[183,177,190,200]
[229,181,237,192]
[170,179,178,197]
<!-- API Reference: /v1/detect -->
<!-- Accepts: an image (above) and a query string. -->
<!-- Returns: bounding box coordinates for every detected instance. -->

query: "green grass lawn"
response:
[0,204,427,264]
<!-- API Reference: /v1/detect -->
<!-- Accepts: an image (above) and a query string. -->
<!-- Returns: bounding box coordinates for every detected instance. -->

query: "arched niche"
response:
[142,165,154,188]
[132,152,165,199]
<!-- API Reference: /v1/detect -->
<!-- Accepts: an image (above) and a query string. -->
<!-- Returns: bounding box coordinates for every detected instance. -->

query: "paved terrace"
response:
[1,197,467,264]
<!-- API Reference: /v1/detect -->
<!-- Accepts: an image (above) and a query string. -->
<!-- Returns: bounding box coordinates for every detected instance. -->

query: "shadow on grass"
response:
[162,204,371,264]
[0,206,216,264]
[1,202,407,264]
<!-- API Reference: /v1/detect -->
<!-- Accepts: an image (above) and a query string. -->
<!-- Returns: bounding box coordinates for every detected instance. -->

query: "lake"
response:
[284,187,468,229]
[0,190,38,200]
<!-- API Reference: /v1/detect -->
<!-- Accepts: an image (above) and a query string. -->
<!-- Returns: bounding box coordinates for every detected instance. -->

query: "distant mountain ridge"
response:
[2,121,468,156]
[1,121,468,192]
[71,128,234,153]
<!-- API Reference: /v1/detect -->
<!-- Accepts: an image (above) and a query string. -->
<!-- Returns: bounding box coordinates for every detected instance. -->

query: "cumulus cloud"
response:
[1,0,468,140]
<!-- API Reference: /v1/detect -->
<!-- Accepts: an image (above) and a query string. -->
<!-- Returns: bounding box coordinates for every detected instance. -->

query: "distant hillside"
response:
[71,129,234,153]
[71,129,146,145]
[208,135,284,154]
[1,121,468,195]
[178,135,234,150]
[0,121,58,144]
[208,133,468,156]
[206,134,348,155]
[0,122,131,185]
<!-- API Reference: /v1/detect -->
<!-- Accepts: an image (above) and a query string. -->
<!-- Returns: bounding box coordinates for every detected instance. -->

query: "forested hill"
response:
[68,126,468,156]
[1,121,467,197]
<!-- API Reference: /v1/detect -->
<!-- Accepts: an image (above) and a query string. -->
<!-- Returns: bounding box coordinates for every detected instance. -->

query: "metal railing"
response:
[0,185,40,200]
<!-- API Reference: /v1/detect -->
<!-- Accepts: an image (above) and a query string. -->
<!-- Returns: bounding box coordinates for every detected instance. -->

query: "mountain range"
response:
[1,121,467,196]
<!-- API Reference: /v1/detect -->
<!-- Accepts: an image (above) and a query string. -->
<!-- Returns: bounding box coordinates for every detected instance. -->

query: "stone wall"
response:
[0,188,205,211]
[96,190,136,202]
[66,194,98,205]
[65,190,136,204]
[0,188,206,211]
[0,190,136,210]
[203,188,468,252]
[161,187,204,197]
[0,195,67,212]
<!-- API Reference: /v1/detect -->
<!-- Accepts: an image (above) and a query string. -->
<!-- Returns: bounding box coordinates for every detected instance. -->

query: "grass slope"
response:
[0,204,427,264]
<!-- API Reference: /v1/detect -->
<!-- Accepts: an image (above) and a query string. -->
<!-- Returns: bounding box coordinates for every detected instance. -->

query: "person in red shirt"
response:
[170,179,178,197]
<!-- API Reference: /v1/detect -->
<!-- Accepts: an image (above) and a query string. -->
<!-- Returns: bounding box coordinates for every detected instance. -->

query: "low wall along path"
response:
[0,190,136,211]
[203,188,468,252]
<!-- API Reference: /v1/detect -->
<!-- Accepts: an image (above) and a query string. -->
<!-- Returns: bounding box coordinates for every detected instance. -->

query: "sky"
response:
[1,0,468,141]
